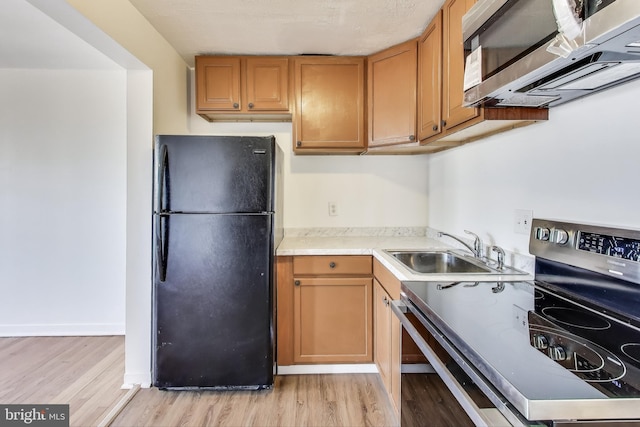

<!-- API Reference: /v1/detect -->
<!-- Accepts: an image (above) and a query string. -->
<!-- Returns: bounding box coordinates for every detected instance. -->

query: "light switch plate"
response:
[514,209,533,234]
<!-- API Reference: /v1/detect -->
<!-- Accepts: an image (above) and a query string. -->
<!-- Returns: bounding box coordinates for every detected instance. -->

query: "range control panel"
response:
[578,232,640,262]
[530,219,640,285]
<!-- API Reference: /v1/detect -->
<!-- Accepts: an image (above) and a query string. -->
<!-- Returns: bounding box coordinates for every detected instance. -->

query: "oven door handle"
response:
[390,300,517,427]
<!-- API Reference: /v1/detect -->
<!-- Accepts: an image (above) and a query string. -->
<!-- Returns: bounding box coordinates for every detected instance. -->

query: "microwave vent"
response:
[536,62,618,90]
[496,94,560,107]
[553,61,640,90]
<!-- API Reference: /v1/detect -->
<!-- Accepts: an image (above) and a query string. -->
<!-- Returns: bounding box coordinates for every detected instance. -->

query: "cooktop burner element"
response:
[541,306,611,330]
[623,343,640,364]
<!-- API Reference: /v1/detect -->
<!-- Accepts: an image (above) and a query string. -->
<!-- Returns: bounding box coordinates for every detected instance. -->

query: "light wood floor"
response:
[114,374,397,427]
[0,336,127,427]
[0,336,474,427]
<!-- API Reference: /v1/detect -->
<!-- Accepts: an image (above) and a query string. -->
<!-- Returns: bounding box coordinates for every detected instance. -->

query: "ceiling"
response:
[129,0,445,67]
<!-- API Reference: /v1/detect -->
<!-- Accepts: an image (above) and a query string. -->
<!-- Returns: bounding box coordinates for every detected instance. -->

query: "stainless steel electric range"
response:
[393,219,640,426]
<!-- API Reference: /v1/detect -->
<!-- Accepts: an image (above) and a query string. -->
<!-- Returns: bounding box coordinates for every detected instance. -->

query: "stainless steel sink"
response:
[385,250,491,274]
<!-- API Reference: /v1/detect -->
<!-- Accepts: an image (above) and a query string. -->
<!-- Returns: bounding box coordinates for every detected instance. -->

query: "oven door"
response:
[391,299,527,427]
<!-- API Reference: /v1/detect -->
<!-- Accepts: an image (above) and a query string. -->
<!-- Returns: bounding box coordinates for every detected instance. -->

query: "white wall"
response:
[427,78,640,256]
[123,69,154,386]
[187,71,431,230]
[0,68,127,335]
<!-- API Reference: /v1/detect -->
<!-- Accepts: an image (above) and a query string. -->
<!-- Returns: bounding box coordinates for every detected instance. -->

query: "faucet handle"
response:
[464,230,483,258]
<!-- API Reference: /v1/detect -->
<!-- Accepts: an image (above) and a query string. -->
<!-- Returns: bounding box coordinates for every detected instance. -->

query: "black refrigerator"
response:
[152,135,283,390]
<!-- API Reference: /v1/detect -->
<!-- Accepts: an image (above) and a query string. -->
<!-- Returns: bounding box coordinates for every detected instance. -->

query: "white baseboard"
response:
[123,372,151,389]
[0,323,125,337]
[277,364,378,375]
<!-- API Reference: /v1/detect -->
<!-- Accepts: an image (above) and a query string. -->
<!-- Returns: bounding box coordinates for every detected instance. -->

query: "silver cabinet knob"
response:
[550,228,569,245]
[532,334,548,349]
[548,345,567,361]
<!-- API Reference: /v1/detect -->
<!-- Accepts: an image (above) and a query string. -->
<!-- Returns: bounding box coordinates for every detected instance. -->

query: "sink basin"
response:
[385,250,491,274]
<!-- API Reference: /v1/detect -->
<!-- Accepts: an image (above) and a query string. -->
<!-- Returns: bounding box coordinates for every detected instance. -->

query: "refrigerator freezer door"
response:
[153,213,274,389]
[155,135,275,214]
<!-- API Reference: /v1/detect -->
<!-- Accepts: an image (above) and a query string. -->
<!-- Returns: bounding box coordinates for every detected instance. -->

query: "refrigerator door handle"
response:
[158,144,169,212]
[156,214,169,282]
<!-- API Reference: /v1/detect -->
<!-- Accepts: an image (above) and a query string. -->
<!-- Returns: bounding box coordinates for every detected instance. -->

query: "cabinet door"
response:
[293,57,366,153]
[195,57,241,111]
[293,277,372,363]
[245,57,289,111]
[374,279,392,391]
[417,12,443,141]
[442,0,478,130]
[368,40,417,148]
[391,311,402,417]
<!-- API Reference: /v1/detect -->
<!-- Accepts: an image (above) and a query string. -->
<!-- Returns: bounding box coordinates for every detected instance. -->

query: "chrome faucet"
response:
[491,246,504,270]
[465,230,484,259]
[437,230,484,258]
[491,246,505,270]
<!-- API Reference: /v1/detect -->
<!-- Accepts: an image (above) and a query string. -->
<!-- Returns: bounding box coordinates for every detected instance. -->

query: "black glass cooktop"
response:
[401,278,640,420]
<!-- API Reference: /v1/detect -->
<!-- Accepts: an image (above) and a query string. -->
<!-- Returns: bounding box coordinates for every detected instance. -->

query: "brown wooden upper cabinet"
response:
[194,0,549,154]
[292,56,366,154]
[417,0,548,150]
[442,0,478,132]
[367,40,418,150]
[418,0,479,143]
[195,56,290,121]
[417,11,443,141]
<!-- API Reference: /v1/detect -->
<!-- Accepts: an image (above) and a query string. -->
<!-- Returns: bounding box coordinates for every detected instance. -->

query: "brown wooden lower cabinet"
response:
[277,255,438,420]
[373,258,430,419]
[276,255,373,365]
[294,277,372,363]
[374,278,403,415]
[374,279,392,390]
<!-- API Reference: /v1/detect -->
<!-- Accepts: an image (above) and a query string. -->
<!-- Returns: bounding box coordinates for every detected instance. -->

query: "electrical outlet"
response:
[512,304,529,334]
[514,209,533,234]
[328,202,338,216]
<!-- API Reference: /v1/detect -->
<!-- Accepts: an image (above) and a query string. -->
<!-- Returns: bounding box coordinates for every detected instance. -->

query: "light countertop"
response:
[277,232,535,282]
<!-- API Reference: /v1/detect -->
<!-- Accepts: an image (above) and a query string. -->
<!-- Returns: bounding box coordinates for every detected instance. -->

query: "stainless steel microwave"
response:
[462,0,640,108]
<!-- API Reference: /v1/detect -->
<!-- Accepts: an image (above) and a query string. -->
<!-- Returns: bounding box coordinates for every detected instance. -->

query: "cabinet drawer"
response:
[373,258,401,299]
[293,255,372,276]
